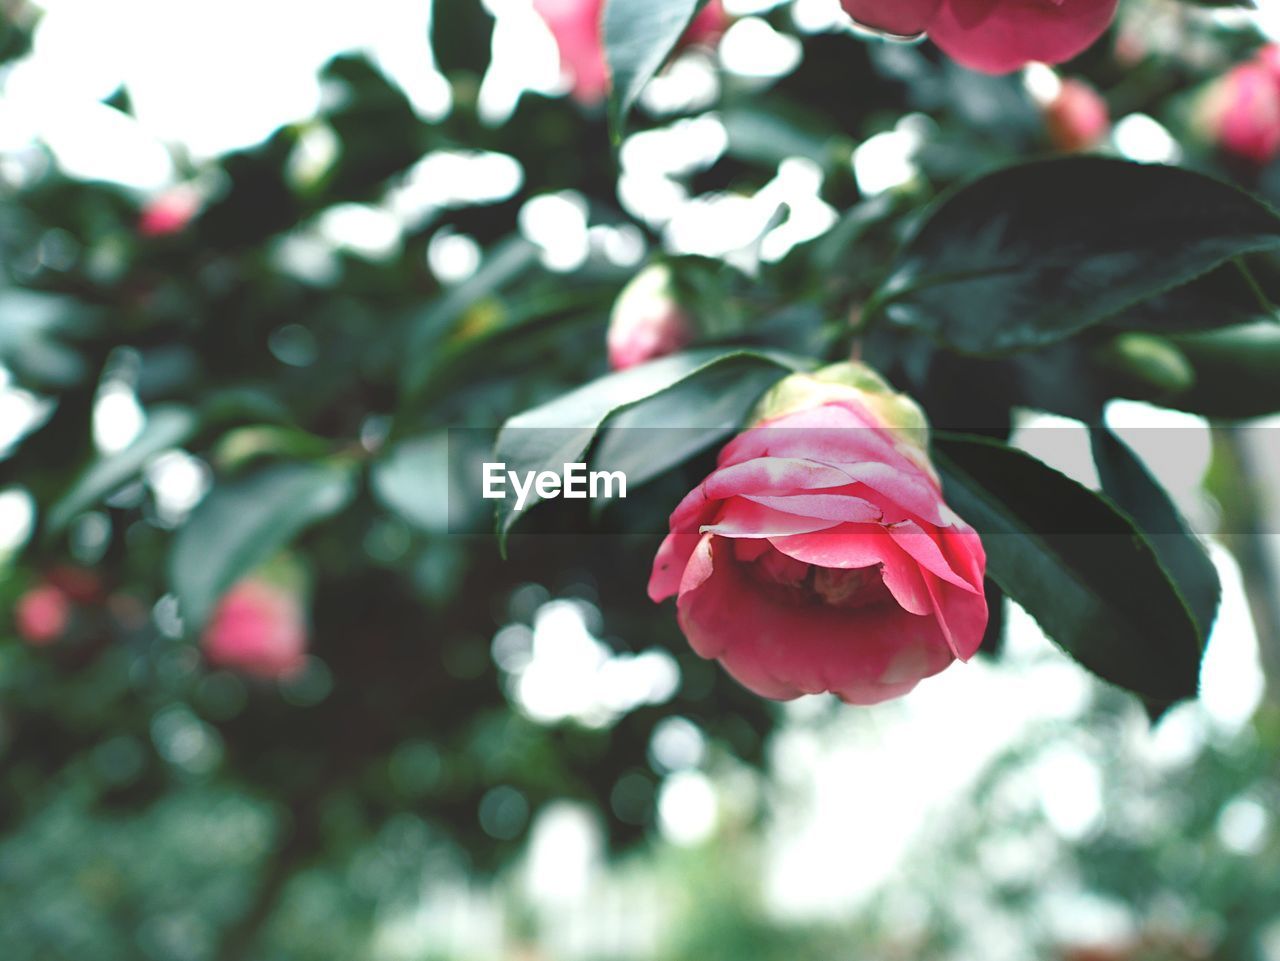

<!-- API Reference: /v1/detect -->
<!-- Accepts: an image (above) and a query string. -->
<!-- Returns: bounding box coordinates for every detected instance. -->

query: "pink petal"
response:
[702,457,855,500]
[768,525,933,616]
[741,491,884,524]
[929,0,1119,74]
[674,539,955,704]
[649,532,701,601]
[924,570,991,660]
[700,498,844,539]
[842,0,942,37]
[888,520,981,593]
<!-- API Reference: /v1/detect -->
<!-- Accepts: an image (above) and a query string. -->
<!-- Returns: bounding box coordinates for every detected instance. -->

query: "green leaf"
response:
[494,348,804,547]
[1110,259,1276,334]
[0,290,96,389]
[169,461,357,630]
[46,406,200,536]
[371,434,450,533]
[933,434,1204,703]
[1160,323,1280,419]
[401,236,540,401]
[873,158,1280,355]
[591,356,795,491]
[604,0,704,140]
[1090,427,1220,642]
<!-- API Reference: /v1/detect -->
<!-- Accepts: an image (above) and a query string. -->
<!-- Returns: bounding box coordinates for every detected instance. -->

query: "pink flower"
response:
[842,0,1119,74]
[201,580,308,680]
[607,265,693,371]
[685,0,731,47]
[138,188,200,238]
[1209,62,1280,166]
[15,585,71,646]
[533,0,729,104]
[1044,78,1109,151]
[648,364,988,705]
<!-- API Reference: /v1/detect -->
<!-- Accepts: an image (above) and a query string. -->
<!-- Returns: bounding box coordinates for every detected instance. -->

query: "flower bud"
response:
[1204,62,1280,165]
[202,579,308,680]
[1103,332,1196,396]
[15,584,71,646]
[1045,79,1110,152]
[607,265,693,371]
[138,187,201,238]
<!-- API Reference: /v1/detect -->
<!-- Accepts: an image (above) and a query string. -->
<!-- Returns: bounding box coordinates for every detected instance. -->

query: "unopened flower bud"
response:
[607,265,694,371]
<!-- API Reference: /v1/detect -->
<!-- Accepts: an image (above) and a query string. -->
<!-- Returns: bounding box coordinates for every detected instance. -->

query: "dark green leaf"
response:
[1090,427,1220,641]
[371,434,450,533]
[591,356,794,491]
[494,348,804,546]
[46,406,199,536]
[934,434,1204,703]
[604,0,703,140]
[401,236,540,401]
[874,158,1280,354]
[1111,259,1276,333]
[1160,323,1280,419]
[169,461,357,629]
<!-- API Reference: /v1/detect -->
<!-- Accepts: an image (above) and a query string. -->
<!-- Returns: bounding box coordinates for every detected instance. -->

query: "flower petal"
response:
[741,491,884,525]
[700,498,844,538]
[675,540,955,704]
[929,0,1119,74]
[888,520,982,593]
[842,0,942,37]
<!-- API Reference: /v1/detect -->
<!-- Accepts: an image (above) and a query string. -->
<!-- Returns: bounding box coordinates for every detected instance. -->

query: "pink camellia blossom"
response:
[533,0,729,105]
[607,264,693,371]
[15,584,71,646]
[1044,78,1109,152]
[201,580,308,680]
[649,363,988,705]
[138,187,201,238]
[684,0,731,47]
[1257,44,1280,85]
[842,0,1119,74]
[1209,61,1280,166]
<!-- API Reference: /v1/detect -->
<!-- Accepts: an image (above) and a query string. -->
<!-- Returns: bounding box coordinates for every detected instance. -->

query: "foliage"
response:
[2,0,1279,956]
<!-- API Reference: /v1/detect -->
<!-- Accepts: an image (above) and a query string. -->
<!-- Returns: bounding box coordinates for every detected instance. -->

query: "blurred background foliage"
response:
[2,0,1280,958]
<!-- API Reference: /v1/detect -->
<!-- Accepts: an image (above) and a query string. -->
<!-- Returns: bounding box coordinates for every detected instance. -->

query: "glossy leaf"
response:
[46,406,200,536]
[169,461,357,630]
[874,158,1280,355]
[1162,323,1280,419]
[604,0,704,139]
[934,434,1204,703]
[591,357,795,491]
[493,348,804,545]
[1090,426,1220,642]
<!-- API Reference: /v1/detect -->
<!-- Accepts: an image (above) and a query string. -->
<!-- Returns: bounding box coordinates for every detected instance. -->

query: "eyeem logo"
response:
[483,463,627,512]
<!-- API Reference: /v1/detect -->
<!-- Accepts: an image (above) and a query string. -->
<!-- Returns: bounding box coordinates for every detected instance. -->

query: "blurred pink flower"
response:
[842,0,1119,74]
[533,0,729,105]
[138,188,201,238]
[202,580,308,680]
[1210,61,1280,165]
[649,364,988,705]
[1045,78,1109,151]
[607,265,693,370]
[15,585,71,646]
